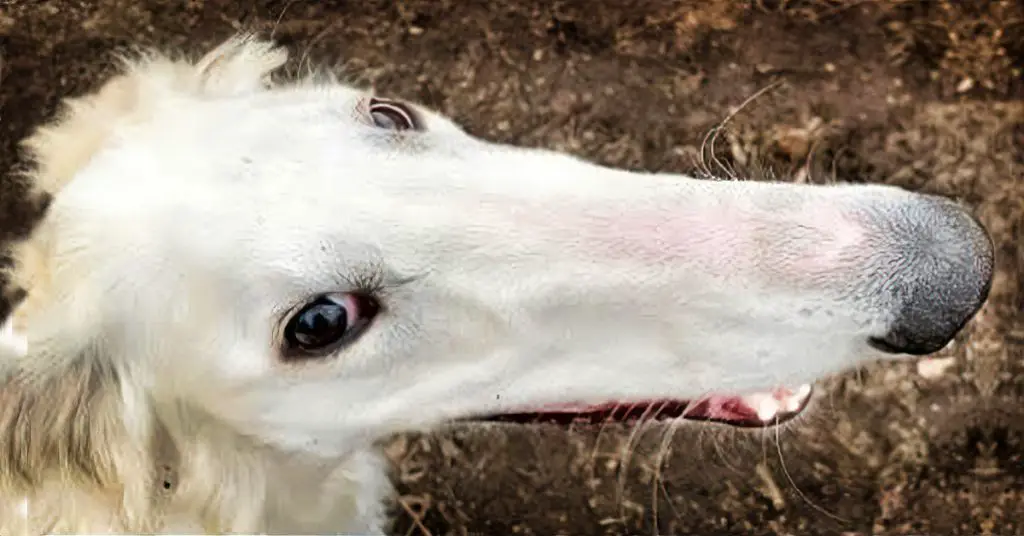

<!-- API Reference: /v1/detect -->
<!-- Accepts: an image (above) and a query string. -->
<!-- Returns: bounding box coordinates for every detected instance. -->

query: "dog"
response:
[0,35,993,533]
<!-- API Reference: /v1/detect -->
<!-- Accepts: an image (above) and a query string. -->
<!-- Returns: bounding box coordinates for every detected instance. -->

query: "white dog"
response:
[0,35,993,534]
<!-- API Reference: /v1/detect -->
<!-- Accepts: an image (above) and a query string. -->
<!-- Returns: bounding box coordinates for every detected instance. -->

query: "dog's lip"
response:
[468,384,814,428]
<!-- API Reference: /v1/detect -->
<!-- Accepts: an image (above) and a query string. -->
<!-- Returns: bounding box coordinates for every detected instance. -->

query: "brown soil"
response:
[1,1,1022,534]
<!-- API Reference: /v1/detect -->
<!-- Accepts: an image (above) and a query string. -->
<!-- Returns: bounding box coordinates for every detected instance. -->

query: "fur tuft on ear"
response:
[193,34,289,95]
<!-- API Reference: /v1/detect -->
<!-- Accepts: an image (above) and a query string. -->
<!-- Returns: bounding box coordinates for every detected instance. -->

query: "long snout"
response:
[507,163,994,357]
[376,147,995,391]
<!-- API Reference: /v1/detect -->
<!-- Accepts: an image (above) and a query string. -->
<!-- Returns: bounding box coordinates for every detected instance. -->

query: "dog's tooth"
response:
[784,384,813,412]
[754,395,781,421]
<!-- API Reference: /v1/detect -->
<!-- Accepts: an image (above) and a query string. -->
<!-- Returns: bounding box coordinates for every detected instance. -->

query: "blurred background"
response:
[0,1,1021,534]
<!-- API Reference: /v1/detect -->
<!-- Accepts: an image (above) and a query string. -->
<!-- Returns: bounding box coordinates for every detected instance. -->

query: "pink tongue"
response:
[535,385,813,425]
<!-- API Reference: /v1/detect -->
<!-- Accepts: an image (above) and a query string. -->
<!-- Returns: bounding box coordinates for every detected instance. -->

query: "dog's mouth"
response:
[472,384,813,428]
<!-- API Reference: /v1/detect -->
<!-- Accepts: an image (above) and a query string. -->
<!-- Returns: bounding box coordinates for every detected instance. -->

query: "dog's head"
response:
[0,35,992,475]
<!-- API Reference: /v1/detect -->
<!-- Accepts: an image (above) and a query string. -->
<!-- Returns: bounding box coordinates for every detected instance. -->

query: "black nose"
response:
[868,196,994,355]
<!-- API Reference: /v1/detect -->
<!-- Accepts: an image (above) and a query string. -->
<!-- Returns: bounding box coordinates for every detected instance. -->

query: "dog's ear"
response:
[1,264,164,532]
[20,33,288,199]
[193,34,289,95]
[0,300,157,528]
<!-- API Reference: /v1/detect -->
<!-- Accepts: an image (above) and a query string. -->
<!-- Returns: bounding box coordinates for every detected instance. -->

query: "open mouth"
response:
[475,384,813,428]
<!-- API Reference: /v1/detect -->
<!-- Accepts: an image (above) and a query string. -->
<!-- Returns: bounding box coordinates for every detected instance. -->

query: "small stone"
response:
[916,356,956,379]
[955,77,974,93]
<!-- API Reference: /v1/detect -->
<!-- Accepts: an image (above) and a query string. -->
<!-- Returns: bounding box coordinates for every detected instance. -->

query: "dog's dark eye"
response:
[369,98,418,131]
[283,293,379,356]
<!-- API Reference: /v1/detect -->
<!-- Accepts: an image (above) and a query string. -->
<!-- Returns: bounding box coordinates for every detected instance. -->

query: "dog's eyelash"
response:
[341,266,388,297]
[338,262,419,301]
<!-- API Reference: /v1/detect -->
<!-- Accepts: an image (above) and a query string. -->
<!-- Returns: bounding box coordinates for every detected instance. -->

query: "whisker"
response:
[268,0,299,40]
[705,80,785,181]
[773,410,848,523]
[653,421,685,535]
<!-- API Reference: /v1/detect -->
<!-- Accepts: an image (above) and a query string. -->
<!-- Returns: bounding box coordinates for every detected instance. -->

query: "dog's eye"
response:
[369,98,418,131]
[283,293,379,356]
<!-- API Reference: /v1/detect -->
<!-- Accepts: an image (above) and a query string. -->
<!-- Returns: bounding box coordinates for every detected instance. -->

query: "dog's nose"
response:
[867,195,994,355]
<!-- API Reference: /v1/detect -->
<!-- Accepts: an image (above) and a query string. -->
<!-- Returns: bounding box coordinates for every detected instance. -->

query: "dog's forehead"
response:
[46,86,424,272]
[73,88,395,197]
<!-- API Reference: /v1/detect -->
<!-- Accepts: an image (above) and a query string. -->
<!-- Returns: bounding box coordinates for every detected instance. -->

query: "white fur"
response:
[0,35,981,533]
[0,316,26,357]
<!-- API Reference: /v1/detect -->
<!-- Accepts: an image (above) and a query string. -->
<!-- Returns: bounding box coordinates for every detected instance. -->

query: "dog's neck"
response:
[4,398,393,534]
[148,402,394,534]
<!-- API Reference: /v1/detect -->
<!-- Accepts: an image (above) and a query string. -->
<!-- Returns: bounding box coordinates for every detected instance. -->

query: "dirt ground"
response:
[0,1,1022,534]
